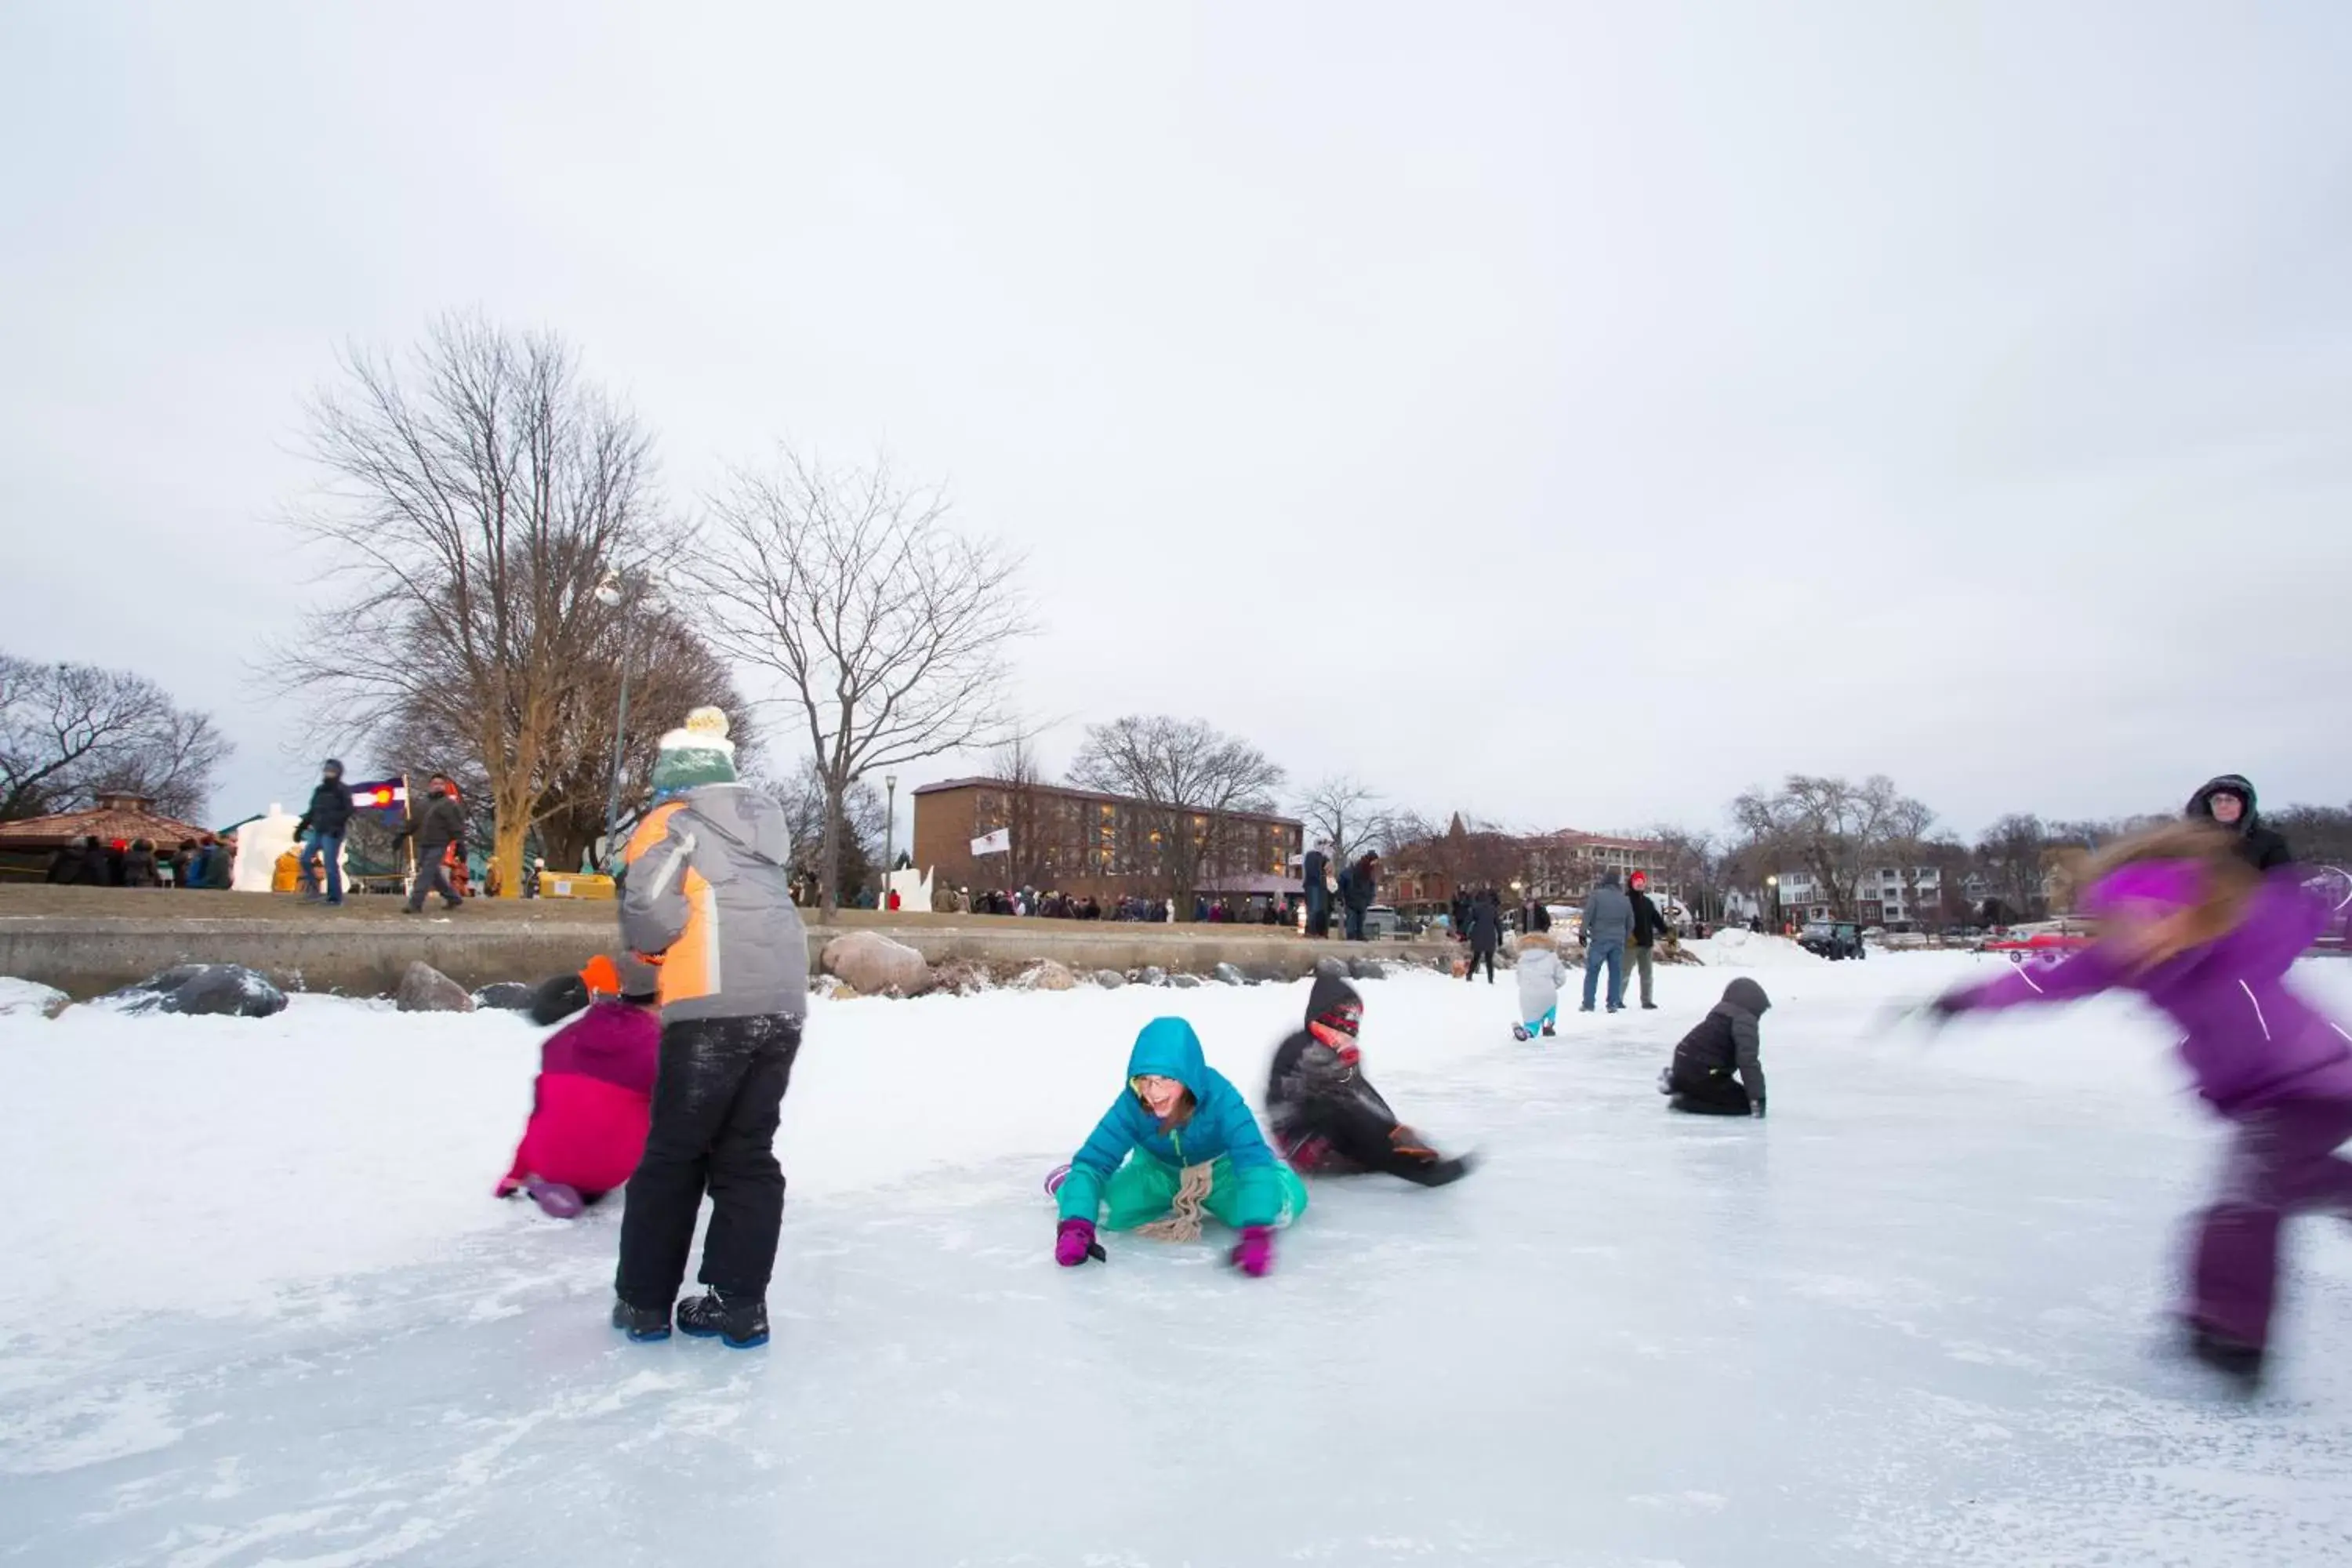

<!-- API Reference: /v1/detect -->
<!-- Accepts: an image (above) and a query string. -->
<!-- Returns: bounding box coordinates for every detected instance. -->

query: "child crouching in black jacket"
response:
[1659,978,1770,1117]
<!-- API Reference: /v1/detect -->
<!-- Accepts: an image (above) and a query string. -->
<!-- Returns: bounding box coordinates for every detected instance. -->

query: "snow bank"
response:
[0,977,69,1020]
[1684,928,1821,967]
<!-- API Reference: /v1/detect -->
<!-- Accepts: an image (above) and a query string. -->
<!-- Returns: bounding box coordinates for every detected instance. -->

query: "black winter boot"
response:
[611,1298,673,1342]
[677,1289,770,1349]
[2187,1325,2264,1390]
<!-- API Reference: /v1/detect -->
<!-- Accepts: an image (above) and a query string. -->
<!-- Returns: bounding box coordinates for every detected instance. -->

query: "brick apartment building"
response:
[910,778,1304,903]
[1384,818,1670,909]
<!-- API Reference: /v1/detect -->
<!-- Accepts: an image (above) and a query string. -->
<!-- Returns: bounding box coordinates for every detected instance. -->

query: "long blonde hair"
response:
[2061,820,2262,960]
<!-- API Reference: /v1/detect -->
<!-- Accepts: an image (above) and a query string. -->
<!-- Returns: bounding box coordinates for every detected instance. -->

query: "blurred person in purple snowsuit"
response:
[1925,821,2352,1388]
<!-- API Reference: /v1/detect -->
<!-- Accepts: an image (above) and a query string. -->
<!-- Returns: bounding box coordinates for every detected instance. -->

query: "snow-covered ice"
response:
[7,953,2352,1565]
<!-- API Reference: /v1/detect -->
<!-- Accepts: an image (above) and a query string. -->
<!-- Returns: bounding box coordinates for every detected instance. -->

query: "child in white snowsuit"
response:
[1515,931,1567,1040]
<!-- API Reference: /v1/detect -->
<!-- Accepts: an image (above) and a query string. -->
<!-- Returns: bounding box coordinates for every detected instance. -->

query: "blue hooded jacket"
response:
[1058,1017,1283,1227]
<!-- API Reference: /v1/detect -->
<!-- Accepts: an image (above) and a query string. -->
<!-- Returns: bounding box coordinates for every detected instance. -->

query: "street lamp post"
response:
[1765,873,1780,933]
[596,570,643,876]
[884,775,898,899]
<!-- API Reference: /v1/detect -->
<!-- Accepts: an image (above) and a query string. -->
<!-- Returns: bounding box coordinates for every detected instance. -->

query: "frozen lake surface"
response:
[6,944,2352,1566]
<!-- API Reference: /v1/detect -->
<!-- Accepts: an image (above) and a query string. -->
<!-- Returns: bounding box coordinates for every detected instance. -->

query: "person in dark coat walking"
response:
[123,838,159,887]
[400,776,468,913]
[1340,852,1380,941]
[295,758,357,905]
[203,834,235,888]
[1266,975,1473,1187]
[1464,889,1502,983]
[1626,871,1671,1011]
[1303,842,1333,938]
[1660,978,1770,1116]
[80,835,114,886]
[2187,774,2292,871]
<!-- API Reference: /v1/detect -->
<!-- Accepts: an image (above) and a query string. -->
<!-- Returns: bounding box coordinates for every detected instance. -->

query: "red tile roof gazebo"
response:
[0,793,209,853]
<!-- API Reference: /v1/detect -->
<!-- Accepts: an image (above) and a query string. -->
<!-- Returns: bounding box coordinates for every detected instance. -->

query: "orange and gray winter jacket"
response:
[620,785,808,1024]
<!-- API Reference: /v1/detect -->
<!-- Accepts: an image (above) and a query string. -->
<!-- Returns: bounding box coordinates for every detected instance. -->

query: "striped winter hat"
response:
[651,706,738,795]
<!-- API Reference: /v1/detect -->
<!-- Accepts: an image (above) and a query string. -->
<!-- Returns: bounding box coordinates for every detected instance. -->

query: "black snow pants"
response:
[1290,1093,1472,1188]
[616,1014,803,1307]
[1668,1068,1752,1116]
[1466,944,1496,983]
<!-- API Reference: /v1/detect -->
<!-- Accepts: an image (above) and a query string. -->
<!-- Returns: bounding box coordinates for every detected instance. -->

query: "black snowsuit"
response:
[1465,895,1501,983]
[1265,975,1472,1186]
[1667,978,1770,1116]
[2187,774,2293,872]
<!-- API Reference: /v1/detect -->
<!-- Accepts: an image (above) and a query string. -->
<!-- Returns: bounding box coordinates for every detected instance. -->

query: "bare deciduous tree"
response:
[1067,715,1284,916]
[755,757,887,906]
[687,450,1031,915]
[1730,774,1935,920]
[0,654,229,822]
[1647,825,1726,922]
[990,733,1051,891]
[274,314,656,895]
[1296,775,1389,868]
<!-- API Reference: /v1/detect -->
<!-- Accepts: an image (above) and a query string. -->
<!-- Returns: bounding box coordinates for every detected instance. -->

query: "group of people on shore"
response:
[45,832,234,889]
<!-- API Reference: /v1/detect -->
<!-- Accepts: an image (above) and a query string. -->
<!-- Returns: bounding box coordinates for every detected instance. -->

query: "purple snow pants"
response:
[2189,1097,2352,1348]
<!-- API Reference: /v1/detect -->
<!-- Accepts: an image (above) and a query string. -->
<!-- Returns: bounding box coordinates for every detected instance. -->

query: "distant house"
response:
[0,793,209,882]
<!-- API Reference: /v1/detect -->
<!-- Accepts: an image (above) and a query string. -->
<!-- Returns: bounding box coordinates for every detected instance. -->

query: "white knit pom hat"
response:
[651,706,737,795]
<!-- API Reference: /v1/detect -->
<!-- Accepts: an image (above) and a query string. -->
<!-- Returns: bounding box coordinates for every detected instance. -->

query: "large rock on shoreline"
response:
[103,964,289,1018]
[823,931,934,997]
[396,962,475,1013]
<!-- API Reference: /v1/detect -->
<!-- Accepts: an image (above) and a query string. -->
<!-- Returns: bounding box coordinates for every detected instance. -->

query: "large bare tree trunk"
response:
[274,314,655,895]
[686,450,1032,920]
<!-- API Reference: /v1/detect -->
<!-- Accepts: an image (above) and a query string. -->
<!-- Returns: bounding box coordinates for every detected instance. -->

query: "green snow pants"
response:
[1071,1152,1309,1232]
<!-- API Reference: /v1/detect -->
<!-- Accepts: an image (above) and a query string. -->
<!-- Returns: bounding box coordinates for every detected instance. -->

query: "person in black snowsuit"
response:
[82,835,117,886]
[401,776,468,913]
[1266,975,1473,1186]
[1660,978,1770,1117]
[123,839,158,887]
[1464,890,1501,983]
[2187,774,2293,872]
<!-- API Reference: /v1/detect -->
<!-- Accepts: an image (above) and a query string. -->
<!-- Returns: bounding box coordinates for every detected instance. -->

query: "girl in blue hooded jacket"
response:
[1049,1017,1308,1277]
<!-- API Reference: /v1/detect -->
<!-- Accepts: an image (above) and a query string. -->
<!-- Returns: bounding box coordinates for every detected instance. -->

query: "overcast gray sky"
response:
[5,2,2348,844]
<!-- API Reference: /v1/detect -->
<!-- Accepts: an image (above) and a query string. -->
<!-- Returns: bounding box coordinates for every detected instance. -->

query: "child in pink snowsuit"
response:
[1931,823,2352,1384]
[497,956,662,1218]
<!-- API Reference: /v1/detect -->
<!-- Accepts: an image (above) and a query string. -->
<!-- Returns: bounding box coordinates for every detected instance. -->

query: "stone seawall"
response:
[0,888,1452,998]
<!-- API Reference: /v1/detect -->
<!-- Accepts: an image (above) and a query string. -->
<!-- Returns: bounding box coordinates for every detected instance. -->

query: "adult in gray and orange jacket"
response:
[611,707,809,1351]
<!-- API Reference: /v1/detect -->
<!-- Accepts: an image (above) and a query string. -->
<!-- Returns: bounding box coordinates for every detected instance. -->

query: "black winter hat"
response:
[1305,973,1363,1032]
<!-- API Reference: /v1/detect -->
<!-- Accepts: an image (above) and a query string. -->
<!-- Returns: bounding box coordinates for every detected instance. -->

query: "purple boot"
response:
[525,1178,584,1219]
[1043,1163,1073,1199]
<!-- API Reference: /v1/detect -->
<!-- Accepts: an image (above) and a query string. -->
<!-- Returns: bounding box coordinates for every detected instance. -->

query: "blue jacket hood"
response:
[1126,1017,1208,1094]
